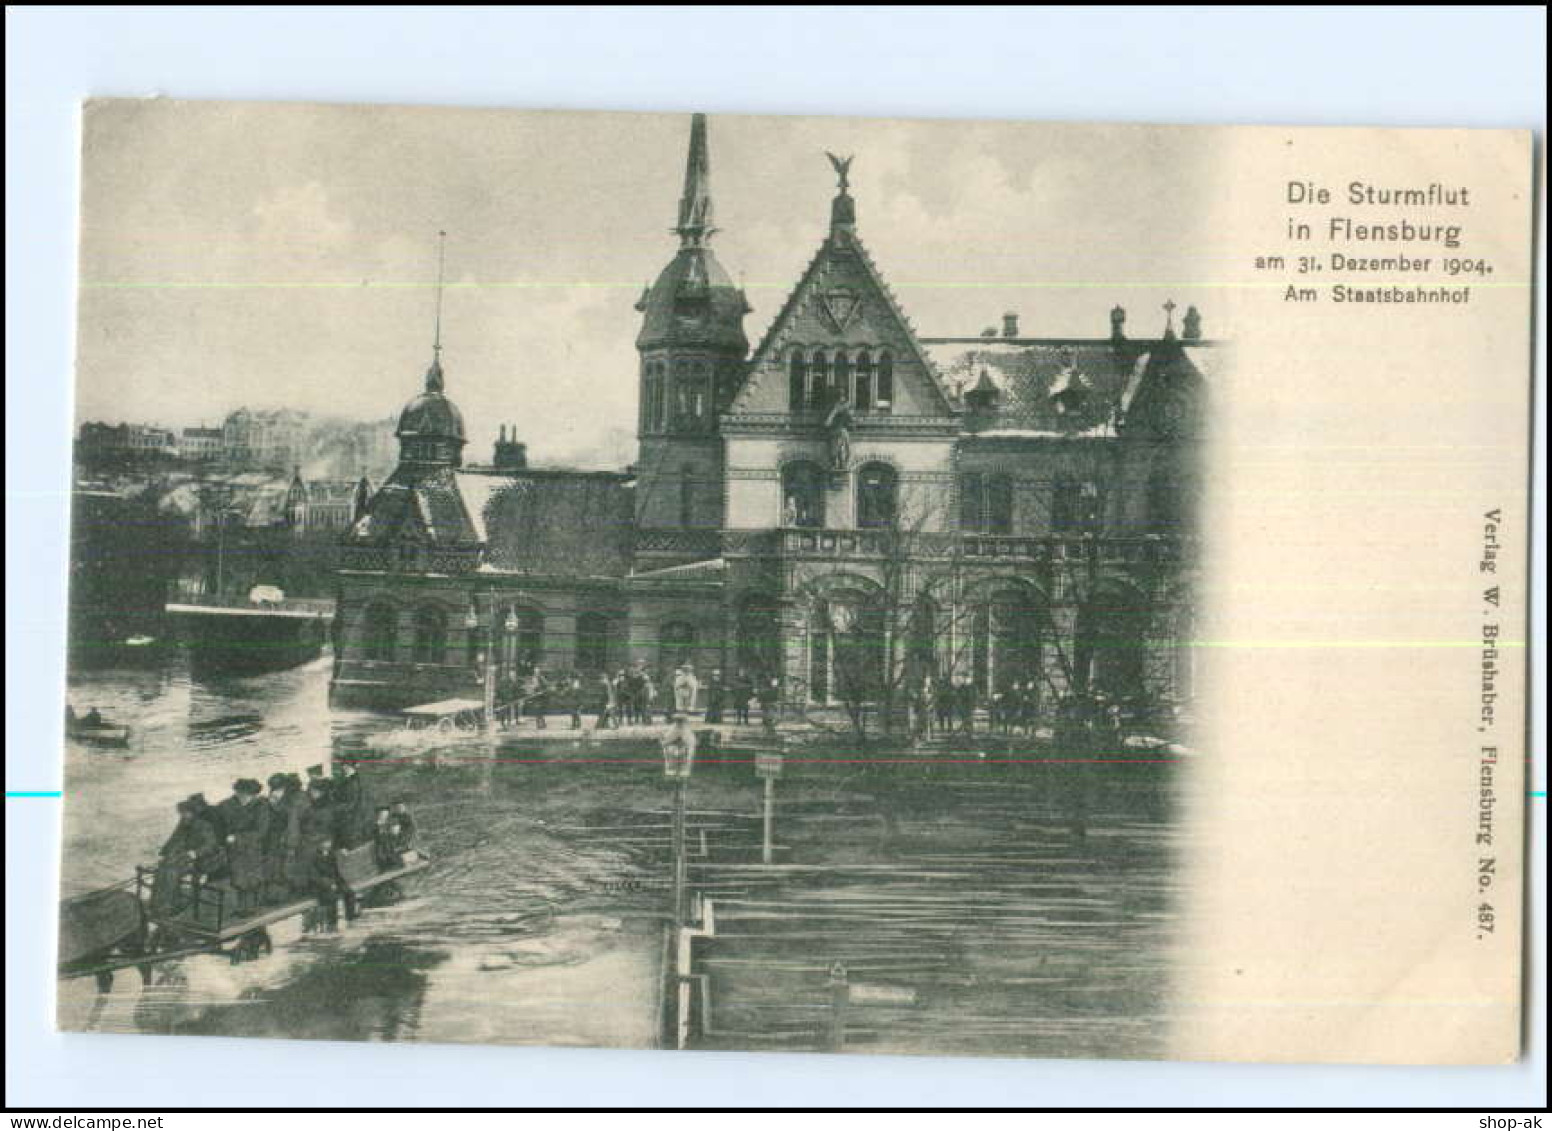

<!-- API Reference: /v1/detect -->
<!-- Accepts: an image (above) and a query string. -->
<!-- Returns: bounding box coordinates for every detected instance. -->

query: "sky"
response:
[75,100,1223,467]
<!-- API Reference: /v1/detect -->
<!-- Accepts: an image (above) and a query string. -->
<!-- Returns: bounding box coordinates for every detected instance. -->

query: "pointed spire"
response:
[425,230,448,392]
[674,114,715,246]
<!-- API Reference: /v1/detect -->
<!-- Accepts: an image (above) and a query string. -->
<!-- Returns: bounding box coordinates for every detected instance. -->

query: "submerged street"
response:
[59,648,1183,1058]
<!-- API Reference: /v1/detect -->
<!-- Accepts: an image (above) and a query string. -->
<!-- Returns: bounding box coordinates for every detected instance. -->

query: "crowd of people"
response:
[910,673,1144,747]
[492,659,1141,749]
[149,762,417,928]
[497,661,782,735]
[910,674,1046,738]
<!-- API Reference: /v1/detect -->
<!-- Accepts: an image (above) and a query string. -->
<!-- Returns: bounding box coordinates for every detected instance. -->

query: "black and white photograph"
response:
[9,7,1540,1114]
[58,104,1213,1058]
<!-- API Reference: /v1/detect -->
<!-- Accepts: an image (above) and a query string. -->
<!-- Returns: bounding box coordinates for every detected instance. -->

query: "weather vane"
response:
[825,152,854,193]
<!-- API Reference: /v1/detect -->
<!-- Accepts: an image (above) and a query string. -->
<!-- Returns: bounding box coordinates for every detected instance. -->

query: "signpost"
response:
[755,750,783,865]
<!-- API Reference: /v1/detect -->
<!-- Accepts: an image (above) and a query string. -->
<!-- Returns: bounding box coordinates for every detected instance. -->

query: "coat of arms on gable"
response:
[819,289,861,332]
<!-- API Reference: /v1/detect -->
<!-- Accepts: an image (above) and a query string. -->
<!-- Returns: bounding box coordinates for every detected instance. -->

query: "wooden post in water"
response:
[755,749,783,866]
[826,961,849,1052]
[672,776,688,929]
[762,776,775,865]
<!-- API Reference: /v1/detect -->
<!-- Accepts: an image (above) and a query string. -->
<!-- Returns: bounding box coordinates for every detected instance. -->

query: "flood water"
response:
[59,648,1185,1058]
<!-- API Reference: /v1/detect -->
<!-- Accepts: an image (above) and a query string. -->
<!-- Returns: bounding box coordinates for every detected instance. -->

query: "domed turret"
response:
[396,354,466,467]
[395,233,467,468]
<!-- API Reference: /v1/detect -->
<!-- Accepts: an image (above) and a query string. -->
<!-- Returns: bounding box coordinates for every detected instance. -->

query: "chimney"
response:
[1001,311,1019,338]
[493,424,528,470]
[1109,305,1126,342]
[1182,305,1202,341]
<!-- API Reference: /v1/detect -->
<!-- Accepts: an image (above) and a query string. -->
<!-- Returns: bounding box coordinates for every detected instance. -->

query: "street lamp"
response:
[662,717,696,931]
[467,596,520,735]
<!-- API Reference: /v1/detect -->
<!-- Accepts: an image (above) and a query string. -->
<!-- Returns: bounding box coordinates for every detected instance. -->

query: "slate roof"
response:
[635,246,750,353]
[346,464,480,548]
[921,336,1221,438]
[396,389,467,443]
[457,469,635,578]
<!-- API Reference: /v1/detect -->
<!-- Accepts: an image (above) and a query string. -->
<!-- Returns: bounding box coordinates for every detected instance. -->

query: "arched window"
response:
[854,350,874,410]
[653,362,668,430]
[736,593,780,679]
[673,362,694,426]
[969,591,1041,696]
[362,602,397,662]
[960,472,1015,533]
[1147,465,1182,536]
[692,361,710,423]
[412,604,447,665]
[809,594,884,705]
[809,350,829,408]
[781,461,826,528]
[856,462,899,529]
[500,605,544,673]
[876,351,894,410]
[788,349,807,411]
[1075,581,1149,699]
[908,594,940,686]
[576,612,612,672]
[833,351,852,403]
[661,621,697,671]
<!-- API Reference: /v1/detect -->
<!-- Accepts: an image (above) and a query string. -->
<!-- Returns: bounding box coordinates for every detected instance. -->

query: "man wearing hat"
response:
[301,772,338,847]
[388,800,417,857]
[299,832,343,932]
[331,761,373,850]
[150,798,222,914]
[263,772,310,903]
[184,791,222,842]
[216,779,271,914]
[305,764,332,802]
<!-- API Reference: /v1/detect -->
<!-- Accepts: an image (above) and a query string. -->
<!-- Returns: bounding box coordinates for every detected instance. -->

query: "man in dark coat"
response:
[371,806,397,868]
[705,669,726,724]
[299,833,342,931]
[332,762,374,850]
[757,675,780,737]
[150,799,223,914]
[263,772,310,903]
[731,669,753,726]
[301,776,338,851]
[954,675,976,736]
[216,779,270,914]
[302,764,332,812]
[186,791,223,840]
[387,800,417,856]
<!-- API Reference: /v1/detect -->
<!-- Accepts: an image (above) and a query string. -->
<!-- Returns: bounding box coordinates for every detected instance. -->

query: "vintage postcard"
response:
[56,101,1532,1064]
